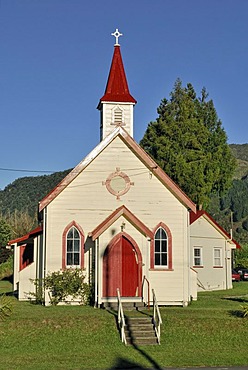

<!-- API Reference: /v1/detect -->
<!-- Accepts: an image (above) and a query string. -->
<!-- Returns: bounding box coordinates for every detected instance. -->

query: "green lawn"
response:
[1,280,248,369]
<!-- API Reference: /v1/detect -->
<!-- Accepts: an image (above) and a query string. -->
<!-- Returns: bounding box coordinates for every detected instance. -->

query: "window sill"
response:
[193,265,204,268]
[213,266,223,268]
[149,268,174,271]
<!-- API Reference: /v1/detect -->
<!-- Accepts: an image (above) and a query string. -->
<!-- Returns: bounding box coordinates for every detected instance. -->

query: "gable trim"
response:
[8,225,43,246]
[89,205,153,241]
[39,127,197,213]
[120,130,196,212]
[190,210,241,249]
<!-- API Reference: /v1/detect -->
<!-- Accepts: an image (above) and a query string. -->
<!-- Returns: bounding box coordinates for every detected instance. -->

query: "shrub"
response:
[240,304,248,318]
[0,247,12,264]
[235,244,248,269]
[0,255,13,280]
[30,278,44,305]
[31,268,91,306]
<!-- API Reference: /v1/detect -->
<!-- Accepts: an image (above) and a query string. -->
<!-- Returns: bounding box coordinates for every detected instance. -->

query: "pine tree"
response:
[140,79,236,207]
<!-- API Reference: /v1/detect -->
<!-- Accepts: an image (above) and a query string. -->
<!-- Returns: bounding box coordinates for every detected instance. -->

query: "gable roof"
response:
[190,210,241,249]
[39,126,196,212]
[89,205,153,241]
[8,225,43,246]
[99,45,136,104]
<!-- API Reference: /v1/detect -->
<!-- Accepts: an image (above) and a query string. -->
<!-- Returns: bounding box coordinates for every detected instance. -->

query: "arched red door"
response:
[103,234,141,297]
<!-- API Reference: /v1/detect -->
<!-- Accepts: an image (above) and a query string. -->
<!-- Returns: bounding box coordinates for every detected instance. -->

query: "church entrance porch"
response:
[102,233,142,298]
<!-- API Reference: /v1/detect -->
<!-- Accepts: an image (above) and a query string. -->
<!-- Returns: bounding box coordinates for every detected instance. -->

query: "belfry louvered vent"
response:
[114,107,123,123]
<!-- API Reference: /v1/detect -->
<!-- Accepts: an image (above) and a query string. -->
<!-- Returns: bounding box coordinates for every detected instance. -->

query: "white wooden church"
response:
[10,30,239,306]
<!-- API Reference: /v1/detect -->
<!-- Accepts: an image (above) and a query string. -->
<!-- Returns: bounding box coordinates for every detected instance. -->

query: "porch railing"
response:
[152,288,162,344]
[143,275,150,310]
[117,288,127,345]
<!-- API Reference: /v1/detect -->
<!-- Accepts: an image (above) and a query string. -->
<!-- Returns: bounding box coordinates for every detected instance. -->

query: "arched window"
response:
[62,221,84,269]
[150,222,172,270]
[66,226,80,266]
[154,227,168,267]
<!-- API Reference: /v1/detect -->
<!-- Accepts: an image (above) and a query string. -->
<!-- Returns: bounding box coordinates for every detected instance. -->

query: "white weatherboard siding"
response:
[190,216,233,291]
[101,103,134,139]
[190,268,198,300]
[44,136,191,305]
[19,262,36,300]
[18,238,38,300]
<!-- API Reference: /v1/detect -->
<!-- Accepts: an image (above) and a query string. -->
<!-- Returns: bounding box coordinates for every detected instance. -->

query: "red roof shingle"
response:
[99,45,136,104]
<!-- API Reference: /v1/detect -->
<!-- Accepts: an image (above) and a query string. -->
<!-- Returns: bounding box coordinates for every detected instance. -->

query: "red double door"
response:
[103,234,141,297]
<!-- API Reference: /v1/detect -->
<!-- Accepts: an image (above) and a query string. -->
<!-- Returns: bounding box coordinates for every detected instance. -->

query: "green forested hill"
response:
[0,144,248,245]
[207,144,248,245]
[230,144,248,162]
[0,169,71,218]
[230,144,248,179]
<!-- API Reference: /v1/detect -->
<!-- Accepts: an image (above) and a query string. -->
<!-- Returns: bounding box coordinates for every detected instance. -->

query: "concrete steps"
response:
[103,300,160,345]
[124,316,158,346]
[104,301,146,311]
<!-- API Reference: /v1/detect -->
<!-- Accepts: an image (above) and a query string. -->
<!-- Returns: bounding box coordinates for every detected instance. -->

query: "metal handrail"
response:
[117,288,127,345]
[143,275,150,310]
[152,288,162,344]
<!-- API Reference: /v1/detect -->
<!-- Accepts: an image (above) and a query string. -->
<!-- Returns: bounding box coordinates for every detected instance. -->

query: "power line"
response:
[0,166,146,174]
[0,167,55,174]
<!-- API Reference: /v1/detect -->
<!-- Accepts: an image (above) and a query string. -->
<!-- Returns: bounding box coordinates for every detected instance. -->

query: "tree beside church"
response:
[140,79,236,208]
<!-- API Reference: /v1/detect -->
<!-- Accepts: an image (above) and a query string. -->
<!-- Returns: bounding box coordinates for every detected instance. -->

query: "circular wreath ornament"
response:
[103,168,134,199]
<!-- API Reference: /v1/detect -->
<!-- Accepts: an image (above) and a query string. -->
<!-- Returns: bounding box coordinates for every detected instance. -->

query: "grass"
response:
[1,280,248,369]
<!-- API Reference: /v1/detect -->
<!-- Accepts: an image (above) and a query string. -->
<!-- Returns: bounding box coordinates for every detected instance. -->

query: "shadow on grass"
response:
[228,309,245,318]
[109,356,161,369]
[130,343,163,370]
[0,277,15,297]
[107,310,163,370]
[222,296,248,303]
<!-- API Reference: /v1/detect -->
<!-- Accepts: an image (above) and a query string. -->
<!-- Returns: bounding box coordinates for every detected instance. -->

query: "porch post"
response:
[94,237,99,307]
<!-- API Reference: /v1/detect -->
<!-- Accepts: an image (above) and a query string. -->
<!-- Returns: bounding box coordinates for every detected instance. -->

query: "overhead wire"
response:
[0,167,55,173]
[0,166,147,174]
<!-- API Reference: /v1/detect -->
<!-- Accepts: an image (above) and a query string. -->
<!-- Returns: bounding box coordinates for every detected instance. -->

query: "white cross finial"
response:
[111,28,123,45]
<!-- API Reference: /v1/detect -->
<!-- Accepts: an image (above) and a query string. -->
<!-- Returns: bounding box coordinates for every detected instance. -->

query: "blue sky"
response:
[0,0,247,190]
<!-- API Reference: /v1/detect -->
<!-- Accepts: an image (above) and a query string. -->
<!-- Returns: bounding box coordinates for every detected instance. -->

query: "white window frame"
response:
[66,226,81,267]
[213,247,222,267]
[154,227,168,268]
[193,247,203,267]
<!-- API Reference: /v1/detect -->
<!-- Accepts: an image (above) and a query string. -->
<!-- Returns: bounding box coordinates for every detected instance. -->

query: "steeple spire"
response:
[100,31,136,104]
[98,29,136,141]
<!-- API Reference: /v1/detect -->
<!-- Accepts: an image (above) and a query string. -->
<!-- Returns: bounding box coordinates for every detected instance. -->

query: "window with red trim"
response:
[154,228,168,267]
[20,243,34,271]
[193,247,203,267]
[66,227,80,266]
[150,222,172,270]
[213,247,222,267]
[62,221,84,269]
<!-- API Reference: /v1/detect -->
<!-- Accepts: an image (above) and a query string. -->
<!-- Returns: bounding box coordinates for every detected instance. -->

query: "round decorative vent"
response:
[103,168,134,199]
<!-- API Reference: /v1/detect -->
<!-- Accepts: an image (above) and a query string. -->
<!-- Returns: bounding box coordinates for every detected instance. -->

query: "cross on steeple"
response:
[111,28,123,45]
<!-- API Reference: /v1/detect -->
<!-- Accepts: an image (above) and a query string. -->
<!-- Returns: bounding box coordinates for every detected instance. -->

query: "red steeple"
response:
[100,45,137,104]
